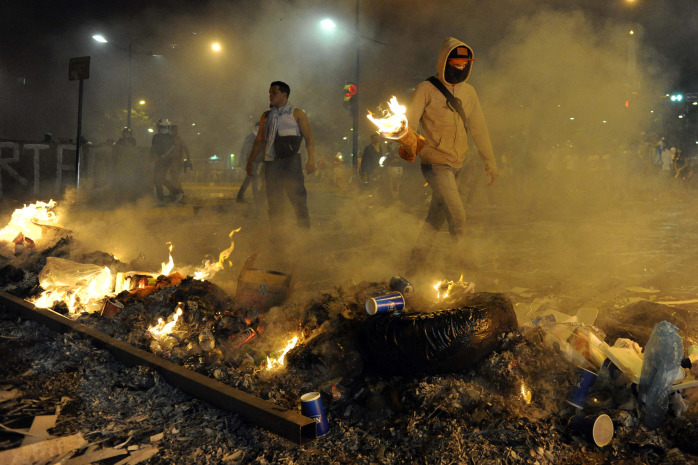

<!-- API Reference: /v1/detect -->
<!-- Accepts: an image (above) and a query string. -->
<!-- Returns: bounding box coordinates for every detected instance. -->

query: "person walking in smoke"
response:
[402,37,498,272]
[237,122,262,203]
[359,133,382,188]
[169,124,190,203]
[245,81,315,229]
[150,119,184,206]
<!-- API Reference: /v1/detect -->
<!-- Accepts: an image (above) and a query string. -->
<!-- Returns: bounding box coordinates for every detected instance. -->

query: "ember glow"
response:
[521,381,532,404]
[194,227,241,281]
[148,303,184,338]
[265,336,299,370]
[367,96,408,139]
[0,200,58,244]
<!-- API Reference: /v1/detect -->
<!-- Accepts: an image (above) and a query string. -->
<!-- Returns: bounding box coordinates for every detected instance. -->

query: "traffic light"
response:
[343,82,357,109]
[670,93,684,102]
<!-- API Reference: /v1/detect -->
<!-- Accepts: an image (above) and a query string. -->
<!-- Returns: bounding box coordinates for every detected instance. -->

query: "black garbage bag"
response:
[357,292,517,375]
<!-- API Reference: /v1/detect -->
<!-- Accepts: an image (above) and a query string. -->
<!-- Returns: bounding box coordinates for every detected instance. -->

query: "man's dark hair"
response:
[271,81,290,97]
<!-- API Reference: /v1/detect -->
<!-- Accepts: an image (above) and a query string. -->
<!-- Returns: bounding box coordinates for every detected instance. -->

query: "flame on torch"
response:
[367,96,424,161]
[367,96,408,139]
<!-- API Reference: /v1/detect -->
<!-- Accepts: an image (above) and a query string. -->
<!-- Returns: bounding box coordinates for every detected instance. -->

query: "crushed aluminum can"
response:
[231,327,257,348]
[389,275,414,296]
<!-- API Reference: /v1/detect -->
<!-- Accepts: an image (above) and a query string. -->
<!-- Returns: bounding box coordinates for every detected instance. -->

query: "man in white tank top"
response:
[245,81,315,229]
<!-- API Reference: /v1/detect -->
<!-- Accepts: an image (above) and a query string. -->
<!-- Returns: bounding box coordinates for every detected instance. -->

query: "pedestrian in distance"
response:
[237,122,263,203]
[150,119,184,206]
[169,124,190,203]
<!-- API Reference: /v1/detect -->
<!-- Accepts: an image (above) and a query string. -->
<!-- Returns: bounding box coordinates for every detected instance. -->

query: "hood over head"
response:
[437,37,474,85]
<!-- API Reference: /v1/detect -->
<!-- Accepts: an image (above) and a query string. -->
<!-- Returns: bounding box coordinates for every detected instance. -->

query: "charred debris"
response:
[1,235,698,464]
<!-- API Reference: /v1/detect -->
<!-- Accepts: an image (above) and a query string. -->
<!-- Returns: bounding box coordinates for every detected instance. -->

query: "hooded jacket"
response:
[406,37,497,173]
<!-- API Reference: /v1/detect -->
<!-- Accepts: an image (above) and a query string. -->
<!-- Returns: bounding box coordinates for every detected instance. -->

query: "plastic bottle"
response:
[638,321,684,430]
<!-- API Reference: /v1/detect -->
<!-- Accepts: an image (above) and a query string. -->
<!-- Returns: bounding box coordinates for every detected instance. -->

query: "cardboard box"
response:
[236,253,292,312]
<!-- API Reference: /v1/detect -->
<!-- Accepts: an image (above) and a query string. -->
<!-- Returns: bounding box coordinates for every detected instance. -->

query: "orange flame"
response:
[0,200,58,244]
[148,303,184,338]
[266,336,299,370]
[194,227,241,281]
[160,242,174,276]
[31,261,113,315]
[433,274,473,302]
[367,96,409,139]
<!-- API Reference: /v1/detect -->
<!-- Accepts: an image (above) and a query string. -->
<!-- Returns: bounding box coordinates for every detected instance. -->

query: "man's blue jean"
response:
[264,154,310,228]
[411,163,465,262]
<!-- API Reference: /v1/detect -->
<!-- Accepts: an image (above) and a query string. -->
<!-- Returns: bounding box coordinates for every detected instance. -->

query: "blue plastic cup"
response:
[568,414,614,447]
[365,291,405,315]
[566,367,597,409]
[301,392,330,437]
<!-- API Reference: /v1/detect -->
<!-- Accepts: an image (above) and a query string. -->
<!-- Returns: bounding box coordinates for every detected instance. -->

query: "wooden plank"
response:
[0,433,87,465]
[0,291,318,444]
[22,414,57,446]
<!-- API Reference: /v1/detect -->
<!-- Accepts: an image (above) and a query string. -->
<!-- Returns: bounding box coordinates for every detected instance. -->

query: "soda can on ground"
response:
[365,291,405,315]
[300,392,330,437]
[566,366,597,409]
[389,275,414,296]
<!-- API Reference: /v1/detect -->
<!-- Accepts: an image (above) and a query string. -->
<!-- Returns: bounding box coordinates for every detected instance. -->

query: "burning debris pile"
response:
[1,201,698,463]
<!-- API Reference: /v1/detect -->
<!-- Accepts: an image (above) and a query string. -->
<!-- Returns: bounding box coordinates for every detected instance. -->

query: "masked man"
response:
[405,37,498,271]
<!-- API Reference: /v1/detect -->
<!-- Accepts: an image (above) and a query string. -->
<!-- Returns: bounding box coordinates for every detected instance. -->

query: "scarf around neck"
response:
[265,104,295,157]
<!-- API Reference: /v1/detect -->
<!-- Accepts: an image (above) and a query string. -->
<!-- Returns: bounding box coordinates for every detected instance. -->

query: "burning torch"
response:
[367,96,424,162]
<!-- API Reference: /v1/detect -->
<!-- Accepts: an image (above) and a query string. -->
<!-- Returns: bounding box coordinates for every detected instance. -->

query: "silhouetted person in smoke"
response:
[169,125,190,203]
[246,81,315,229]
[403,37,498,273]
[115,127,136,147]
[359,133,382,188]
[113,127,138,200]
[237,122,262,203]
[150,119,183,206]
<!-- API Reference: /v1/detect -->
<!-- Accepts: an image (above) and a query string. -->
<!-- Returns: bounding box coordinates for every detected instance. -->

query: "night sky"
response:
[1,0,696,153]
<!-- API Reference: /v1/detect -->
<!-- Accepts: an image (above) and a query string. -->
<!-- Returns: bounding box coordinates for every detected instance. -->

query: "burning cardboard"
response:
[235,252,292,312]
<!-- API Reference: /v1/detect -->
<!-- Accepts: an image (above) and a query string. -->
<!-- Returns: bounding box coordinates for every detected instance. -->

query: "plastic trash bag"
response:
[638,320,683,429]
[357,292,517,375]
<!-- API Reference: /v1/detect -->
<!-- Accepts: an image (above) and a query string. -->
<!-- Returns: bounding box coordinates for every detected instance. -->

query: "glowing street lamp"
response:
[92,34,134,129]
[320,19,337,33]
[211,42,222,52]
[320,5,360,174]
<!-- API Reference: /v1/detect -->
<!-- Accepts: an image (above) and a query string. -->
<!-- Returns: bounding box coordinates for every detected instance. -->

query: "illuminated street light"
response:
[320,19,337,33]
[139,100,145,105]
[93,34,134,129]
[211,42,221,52]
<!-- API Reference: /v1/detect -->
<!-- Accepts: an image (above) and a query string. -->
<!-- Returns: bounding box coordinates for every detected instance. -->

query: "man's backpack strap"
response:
[426,76,468,132]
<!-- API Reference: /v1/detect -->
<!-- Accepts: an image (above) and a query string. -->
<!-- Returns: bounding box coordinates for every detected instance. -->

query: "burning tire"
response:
[357,292,517,375]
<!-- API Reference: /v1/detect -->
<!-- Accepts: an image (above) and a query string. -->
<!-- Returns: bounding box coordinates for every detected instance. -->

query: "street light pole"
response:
[127,42,132,129]
[352,0,360,175]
